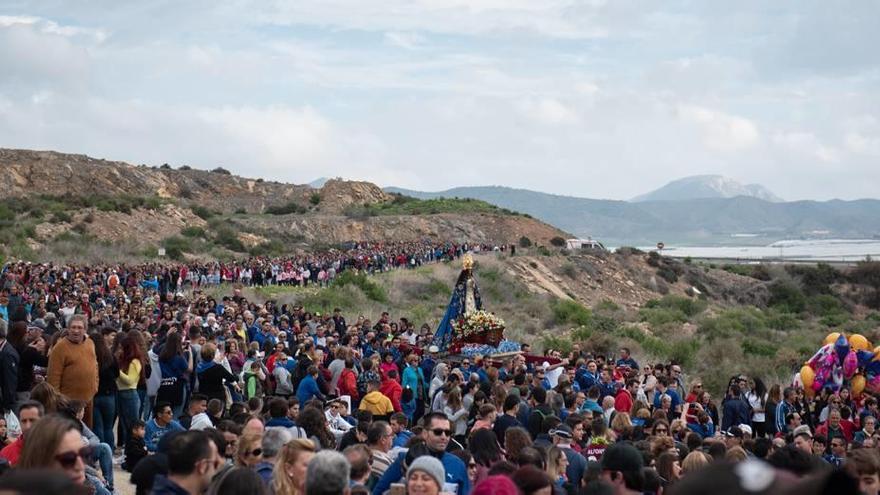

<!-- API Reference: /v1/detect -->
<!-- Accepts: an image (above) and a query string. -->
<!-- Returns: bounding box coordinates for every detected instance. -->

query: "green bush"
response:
[766,311,801,331]
[639,307,688,327]
[213,227,245,252]
[699,308,767,340]
[560,263,577,279]
[334,270,388,303]
[234,208,247,215]
[309,193,322,205]
[742,338,778,357]
[519,236,532,248]
[541,335,572,354]
[50,211,72,223]
[806,294,846,316]
[162,236,193,260]
[211,167,231,175]
[192,206,214,220]
[266,202,307,215]
[248,240,286,257]
[536,246,551,256]
[767,280,806,313]
[181,226,206,238]
[820,313,849,327]
[656,266,679,284]
[551,299,592,326]
[550,236,566,247]
[645,295,708,317]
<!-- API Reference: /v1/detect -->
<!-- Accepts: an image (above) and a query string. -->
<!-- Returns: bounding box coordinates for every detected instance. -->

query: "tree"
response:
[549,236,566,247]
[518,236,532,248]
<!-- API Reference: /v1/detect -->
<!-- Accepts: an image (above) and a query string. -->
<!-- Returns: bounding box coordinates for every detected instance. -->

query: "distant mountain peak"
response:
[308,177,332,188]
[631,175,782,202]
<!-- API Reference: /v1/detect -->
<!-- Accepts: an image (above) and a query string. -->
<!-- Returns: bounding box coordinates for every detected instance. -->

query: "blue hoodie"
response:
[373,451,470,495]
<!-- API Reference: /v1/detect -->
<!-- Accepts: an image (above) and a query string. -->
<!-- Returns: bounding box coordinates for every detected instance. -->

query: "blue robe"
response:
[432,270,482,351]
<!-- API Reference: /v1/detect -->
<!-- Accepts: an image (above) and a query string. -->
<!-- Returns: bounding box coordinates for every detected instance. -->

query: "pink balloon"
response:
[844,350,859,378]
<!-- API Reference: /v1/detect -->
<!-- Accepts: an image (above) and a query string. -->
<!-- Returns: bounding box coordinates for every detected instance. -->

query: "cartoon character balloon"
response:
[835,334,851,365]
[844,350,858,378]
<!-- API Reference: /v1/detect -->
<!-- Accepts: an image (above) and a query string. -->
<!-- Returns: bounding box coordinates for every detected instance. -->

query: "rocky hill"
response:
[0,148,567,262]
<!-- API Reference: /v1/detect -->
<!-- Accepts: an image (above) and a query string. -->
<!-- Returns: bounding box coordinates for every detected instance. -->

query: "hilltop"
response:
[631,175,783,203]
[0,148,566,262]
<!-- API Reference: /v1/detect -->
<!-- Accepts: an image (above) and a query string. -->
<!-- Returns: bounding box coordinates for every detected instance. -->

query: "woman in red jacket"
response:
[338,358,359,405]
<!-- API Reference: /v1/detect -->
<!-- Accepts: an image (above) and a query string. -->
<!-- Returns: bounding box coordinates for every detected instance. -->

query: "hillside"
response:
[631,175,782,202]
[386,185,880,246]
[0,149,567,262]
[224,247,880,395]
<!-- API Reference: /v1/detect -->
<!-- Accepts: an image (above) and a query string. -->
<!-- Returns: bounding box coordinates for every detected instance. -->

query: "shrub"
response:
[179,165,192,171]
[50,211,72,223]
[767,280,806,313]
[309,193,322,205]
[181,226,206,238]
[536,246,551,256]
[211,167,231,175]
[160,163,171,169]
[550,236,566,247]
[541,336,572,354]
[638,307,687,327]
[214,227,245,252]
[787,263,841,295]
[699,308,767,340]
[560,263,577,279]
[191,206,214,220]
[519,236,532,248]
[742,338,778,357]
[656,266,679,284]
[234,208,247,215]
[645,295,707,317]
[334,270,388,303]
[162,236,193,260]
[249,240,286,257]
[266,202,307,215]
[551,299,592,326]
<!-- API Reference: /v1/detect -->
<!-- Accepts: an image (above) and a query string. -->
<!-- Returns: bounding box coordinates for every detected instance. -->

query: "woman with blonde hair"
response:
[610,412,633,441]
[273,438,316,495]
[236,432,264,468]
[681,450,712,475]
[545,446,569,487]
[725,446,748,462]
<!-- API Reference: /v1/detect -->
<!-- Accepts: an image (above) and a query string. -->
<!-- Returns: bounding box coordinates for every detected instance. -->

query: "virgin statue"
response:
[432,254,482,351]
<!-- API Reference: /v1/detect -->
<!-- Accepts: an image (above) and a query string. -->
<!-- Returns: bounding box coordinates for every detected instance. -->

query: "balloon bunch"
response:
[800,332,877,398]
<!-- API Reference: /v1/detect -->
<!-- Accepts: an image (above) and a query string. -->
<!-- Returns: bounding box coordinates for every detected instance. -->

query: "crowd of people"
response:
[0,243,877,495]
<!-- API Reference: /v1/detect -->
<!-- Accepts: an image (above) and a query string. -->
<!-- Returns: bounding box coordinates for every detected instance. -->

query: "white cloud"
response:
[383,31,425,50]
[516,97,580,126]
[677,105,759,152]
[772,131,839,163]
[845,132,880,156]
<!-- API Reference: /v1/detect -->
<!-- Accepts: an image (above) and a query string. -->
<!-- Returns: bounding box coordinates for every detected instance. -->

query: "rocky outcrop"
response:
[0,148,386,214]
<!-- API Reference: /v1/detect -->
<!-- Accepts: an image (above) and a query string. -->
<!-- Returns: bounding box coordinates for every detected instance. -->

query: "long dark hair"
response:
[297,406,335,449]
[158,332,183,362]
[469,428,503,468]
[752,377,768,407]
[91,331,114,370]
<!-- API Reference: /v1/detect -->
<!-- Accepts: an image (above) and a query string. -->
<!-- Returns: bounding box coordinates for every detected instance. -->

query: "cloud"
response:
[383,31,425,50]
[772,131,839,163]
[516,97,580,126]
[677,105,759,152]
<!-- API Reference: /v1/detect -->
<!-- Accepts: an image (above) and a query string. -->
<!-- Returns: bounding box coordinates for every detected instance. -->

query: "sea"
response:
[633,239,880,263]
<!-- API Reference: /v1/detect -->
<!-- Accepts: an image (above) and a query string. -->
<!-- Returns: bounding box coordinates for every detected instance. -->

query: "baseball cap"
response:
[738,424,753,437]
[550,424,573,440]
[601,443,643,472]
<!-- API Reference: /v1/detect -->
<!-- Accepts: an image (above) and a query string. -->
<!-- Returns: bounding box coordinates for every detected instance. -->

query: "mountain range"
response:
[386,178,880,246]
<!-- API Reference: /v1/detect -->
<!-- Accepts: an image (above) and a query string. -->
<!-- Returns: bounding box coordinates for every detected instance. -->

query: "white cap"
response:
[738,424,753,437]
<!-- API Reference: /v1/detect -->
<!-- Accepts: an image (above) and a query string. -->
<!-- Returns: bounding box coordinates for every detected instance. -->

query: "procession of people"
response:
[0,244,876,495]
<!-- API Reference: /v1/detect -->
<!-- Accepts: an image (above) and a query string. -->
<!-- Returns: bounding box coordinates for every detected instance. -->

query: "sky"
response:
[0,1,878,201]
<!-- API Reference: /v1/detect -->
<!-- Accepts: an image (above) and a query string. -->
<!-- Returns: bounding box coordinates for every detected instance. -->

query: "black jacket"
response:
[0,341,19,413]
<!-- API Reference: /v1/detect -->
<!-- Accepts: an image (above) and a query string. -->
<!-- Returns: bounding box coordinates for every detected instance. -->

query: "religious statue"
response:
[433,253,501,352]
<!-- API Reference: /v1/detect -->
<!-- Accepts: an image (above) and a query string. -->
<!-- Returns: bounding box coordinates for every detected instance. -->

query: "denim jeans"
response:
[117,389,141,448]
[92,394,117,449]
[92,442,114,490]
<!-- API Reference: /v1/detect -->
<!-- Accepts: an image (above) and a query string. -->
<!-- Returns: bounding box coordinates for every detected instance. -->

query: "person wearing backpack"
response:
[527,387,554,439]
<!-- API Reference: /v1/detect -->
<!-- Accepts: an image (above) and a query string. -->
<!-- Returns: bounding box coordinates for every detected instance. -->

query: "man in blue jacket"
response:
[373,412,470,495]
[296,366,326,406]
[721,384,752,432]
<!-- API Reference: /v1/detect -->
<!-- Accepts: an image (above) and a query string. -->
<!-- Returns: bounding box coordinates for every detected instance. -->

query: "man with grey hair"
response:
[306,450,351,495]
[0,319,19,414]
[255,427,292,485]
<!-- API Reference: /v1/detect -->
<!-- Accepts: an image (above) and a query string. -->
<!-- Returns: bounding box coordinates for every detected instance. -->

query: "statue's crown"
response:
[462,253,474,270]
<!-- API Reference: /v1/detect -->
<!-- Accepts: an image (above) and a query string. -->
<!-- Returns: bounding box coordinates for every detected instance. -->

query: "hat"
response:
[792,425,812,438]
[550,424,573,440]
[407,455,445,490]
[600,443,643,473]
[727,426,744,439]
[737,424,753,437]
[428,345,440,354]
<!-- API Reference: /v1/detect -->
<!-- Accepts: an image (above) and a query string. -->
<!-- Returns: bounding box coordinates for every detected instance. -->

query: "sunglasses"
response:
[55,446,94,469]
[430,428,453,437]
[246,448,263,457]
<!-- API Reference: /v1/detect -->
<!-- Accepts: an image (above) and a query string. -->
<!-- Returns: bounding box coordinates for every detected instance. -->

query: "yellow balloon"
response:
[850,334,871,351]
[852,374,866,396]
[874,346,880,362]
[824,332,842,346]
[800,365,815,390]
